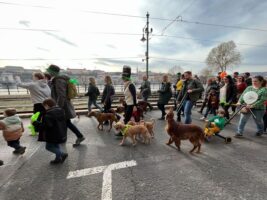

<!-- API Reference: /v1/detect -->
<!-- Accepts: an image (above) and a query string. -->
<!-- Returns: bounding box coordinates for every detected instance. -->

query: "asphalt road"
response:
[0,109,267,200]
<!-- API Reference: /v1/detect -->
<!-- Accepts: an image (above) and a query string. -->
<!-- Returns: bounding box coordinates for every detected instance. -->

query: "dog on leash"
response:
[165,108,205,153]
[119,97,145,122]
[88,111,118,132]
[140,119,156,138]
[114,122,151,146]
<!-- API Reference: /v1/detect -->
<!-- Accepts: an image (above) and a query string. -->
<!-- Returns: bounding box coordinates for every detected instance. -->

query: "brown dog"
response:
[88,111,118,132]
[165,109,204,153]
[140,119,156,138]
[114,122,151,146]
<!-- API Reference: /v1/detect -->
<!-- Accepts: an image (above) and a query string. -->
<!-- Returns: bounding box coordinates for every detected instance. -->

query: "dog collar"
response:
[122,124,132,136]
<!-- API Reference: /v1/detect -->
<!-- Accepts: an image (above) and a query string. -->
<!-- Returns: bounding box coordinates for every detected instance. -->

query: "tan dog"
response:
[140,119,156,138]
[114,122,151,146]
[88,111,118,132]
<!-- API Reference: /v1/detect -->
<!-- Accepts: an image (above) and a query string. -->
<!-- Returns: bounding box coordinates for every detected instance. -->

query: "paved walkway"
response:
[0,109,266,200]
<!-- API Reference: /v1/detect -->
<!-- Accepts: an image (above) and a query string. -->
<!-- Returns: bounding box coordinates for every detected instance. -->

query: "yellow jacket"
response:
[176,80,183,91]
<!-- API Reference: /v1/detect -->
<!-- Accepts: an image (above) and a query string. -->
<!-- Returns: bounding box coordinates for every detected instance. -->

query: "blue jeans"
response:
[88,99,103,112]
[183,100,194,124]
[46,143,63,160]
[237,109,265,135]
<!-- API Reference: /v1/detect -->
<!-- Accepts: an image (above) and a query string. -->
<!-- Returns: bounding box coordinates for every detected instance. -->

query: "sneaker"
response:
[61,153,68,163]
[75,137,85,145]
[115,132,123,137]
[0,160,3,166]
[13,147,26,155]
[50,158,62,164]
[234,133,243,137]
[200,116,206,120]
[255,132,263,136]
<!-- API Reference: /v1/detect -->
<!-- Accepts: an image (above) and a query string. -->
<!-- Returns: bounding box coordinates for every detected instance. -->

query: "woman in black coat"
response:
[157,75,172,120]
[34,98,68,164]
[219,75,237,119]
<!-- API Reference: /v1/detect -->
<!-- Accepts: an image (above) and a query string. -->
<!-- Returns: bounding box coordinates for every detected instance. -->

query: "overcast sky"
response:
[0,0,266,74]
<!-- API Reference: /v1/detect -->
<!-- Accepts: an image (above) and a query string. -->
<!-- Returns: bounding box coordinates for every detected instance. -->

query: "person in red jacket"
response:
[236,76,247,99]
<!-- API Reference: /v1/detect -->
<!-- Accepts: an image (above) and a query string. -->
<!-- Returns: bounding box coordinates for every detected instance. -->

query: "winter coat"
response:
[85,83,100,101]
[50,75,76,119]
[157,82,172,104]
[224,83,237,105]
[101,84,115,104]
[140,80,151,98]
[17,80,51,104]
[0,115,24,141]
[34,106,67,143]
[178,79,204,103]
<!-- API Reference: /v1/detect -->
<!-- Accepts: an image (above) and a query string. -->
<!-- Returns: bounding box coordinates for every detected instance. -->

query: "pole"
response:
[146,12,149,79]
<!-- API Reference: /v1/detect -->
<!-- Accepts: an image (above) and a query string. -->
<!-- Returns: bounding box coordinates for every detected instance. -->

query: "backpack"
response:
[67,80,78,99]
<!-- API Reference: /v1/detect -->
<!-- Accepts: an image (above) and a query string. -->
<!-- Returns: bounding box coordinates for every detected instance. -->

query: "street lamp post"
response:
[141,12,153,79]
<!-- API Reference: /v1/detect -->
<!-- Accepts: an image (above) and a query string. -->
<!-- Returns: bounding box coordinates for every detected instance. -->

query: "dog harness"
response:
[121,124,132,136]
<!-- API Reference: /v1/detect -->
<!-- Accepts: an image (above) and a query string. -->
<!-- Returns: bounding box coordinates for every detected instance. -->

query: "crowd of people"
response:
[0,65,266,166]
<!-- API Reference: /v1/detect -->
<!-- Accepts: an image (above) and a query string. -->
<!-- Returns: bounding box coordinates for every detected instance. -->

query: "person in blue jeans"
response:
[34,98,68,164]
[236,76,267,137]
[177,71,204,124]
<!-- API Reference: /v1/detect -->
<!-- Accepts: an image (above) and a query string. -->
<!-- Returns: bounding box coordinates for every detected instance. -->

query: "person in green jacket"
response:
[236,76,267,137]
[177,71,204,124]
[204,110,226,137]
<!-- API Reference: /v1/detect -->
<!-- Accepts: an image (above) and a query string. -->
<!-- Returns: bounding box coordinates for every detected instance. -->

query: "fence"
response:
[0,83,163,96]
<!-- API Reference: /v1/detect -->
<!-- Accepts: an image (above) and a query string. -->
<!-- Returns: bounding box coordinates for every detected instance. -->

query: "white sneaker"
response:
[200,117,206,120]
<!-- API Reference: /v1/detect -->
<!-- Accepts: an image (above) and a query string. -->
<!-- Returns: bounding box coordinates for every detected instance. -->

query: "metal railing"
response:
[0,83,162,96]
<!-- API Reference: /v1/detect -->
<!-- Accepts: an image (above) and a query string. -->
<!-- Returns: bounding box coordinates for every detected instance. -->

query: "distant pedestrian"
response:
[85,77,103,114]
[157,74,172,120]
[177,71,204,124]
[244,72,252,86]
[236,76,247,99]
[0,108,26,155]
[233,72,239,83]
[101,75,115,125]
[46,64,85,146]
[33,98,68,164]
[219,75,237,119]
[17,72,51,133]
[139,75,153,110]
[173,73,182,110]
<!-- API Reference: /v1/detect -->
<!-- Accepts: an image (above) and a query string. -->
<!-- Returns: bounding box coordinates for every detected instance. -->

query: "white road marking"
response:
[67,160,137,200]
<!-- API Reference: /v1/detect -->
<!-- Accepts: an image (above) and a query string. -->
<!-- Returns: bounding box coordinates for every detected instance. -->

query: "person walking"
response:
[46,64,85,146]
[17,72,51,133]
[33,98,68,164]
[244,72,252,86]
[101,75,115,125]
[173,73,182,110]
[177,71,204,124]
[139,75,153,110]
[85,77,103,114]
[219,75,237,119]
[157,74,172,120]
[0,108,26,154]
[236,76,267,137]
[198,78,219,114]
[115,66,137,137]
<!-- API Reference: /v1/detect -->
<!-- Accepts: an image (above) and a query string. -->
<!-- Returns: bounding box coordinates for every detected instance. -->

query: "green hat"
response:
[47,64,60,76]
[122,65,131,80]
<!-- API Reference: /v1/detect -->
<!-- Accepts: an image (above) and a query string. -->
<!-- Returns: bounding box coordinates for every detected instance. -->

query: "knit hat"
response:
[122,65,131,81]
[47,64,60,76]
[177,72,181,76]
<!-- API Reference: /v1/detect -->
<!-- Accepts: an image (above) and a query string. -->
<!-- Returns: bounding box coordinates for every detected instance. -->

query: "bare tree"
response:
[200,67,213,77]
[206,41,241,72]
[168,65,184,75]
